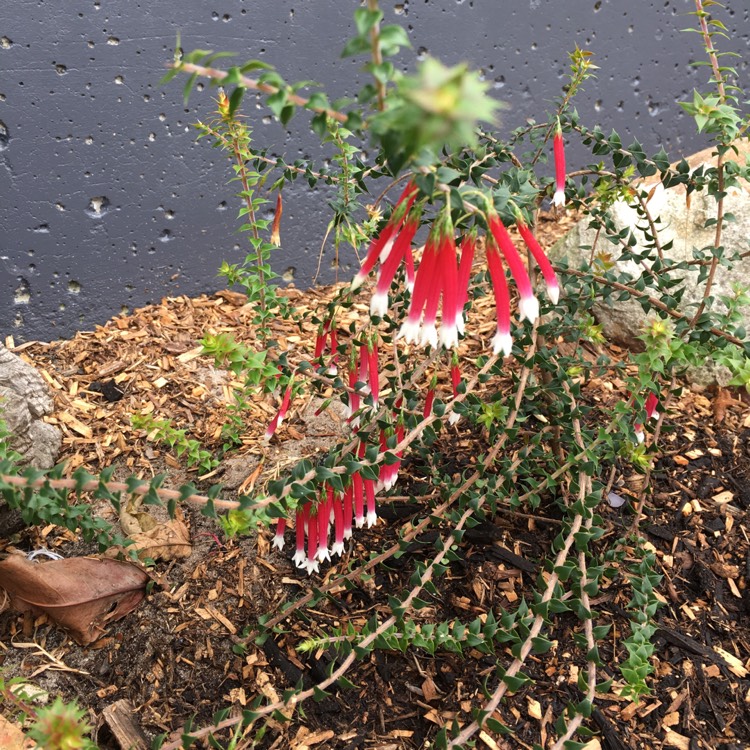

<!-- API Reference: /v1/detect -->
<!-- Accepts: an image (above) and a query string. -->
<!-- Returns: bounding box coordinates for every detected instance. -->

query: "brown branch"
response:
[559,266,746,348]
[174,62,348,123]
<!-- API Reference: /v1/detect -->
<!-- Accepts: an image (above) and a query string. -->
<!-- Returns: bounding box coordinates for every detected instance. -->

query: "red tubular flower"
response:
[400,228,441,345]
[553,119,566,208]
[634,393,660,443]
[331,494,345,557]
[314,321,329,359]
[293,505,308,569]
[306,510,320,574]
[342,483,353,540]
[451,362,461,398]
[264,383,293,441]
[317,488,332,563]
[353,471,365,528]
[351,180,418,290]
[273,518,286,551]
[370,213,420,318]
[354,442,366,527]
[485,239,513,357]
[364,477,377,528]
[488,213,539,324]
[437,233,460,349]
[514,211,560,305]
[456,233,476,334]
[423,387,436,418]
[367,338,380,409]
[327,327,339,375]
[404,242,415,293]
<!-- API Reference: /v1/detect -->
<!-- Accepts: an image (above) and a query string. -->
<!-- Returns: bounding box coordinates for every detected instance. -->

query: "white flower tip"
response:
[650,410,660,422]
[439,323,459,350]
[370,292,389,318]
[343,528,353,540]
[331,542,345,557]
[305,559,320,575]
[547,283,560,305]
[635,429,645,444]
[355,516,365,529]
[553,189,566,208]
[350,273,366,291]
[317,546,331,563]
[398,320,421,344]
[492,331,513,357]
[272,535,285,551]
[448,412,461,426]
[293,550,306,568]
[276,414,285,428]
[419,323,438,349]
[456,313,465,336]
[366,510,378,528]
[263,429,274,442]
[406,279,415,293]
[519,295,540,323]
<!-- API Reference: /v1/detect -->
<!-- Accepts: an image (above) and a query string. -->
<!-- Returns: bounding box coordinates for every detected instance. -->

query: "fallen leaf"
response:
[0,552,149,645]
[421,675,439,702]
[113,519,192,563]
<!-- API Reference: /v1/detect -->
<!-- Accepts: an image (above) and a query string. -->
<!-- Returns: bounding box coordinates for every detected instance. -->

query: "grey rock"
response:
[0,345,61,468]
[553,143,750,353]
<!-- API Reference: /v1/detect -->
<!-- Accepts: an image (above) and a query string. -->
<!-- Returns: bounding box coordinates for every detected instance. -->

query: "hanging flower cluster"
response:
[350,176,561,356]
[275,427,405,573]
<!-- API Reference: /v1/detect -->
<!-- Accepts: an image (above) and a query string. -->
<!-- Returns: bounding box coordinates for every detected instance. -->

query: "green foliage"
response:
[131,414,219,474]
[27,697,95,750]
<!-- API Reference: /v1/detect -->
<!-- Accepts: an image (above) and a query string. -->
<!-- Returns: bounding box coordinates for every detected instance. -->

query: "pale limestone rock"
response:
[0,345,61,468]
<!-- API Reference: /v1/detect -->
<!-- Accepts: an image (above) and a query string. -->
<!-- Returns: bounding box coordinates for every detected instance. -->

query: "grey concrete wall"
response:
[1,0,748,342]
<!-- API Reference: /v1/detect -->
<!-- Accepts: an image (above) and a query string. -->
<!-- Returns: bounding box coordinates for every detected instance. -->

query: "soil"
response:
[1,211,748,750]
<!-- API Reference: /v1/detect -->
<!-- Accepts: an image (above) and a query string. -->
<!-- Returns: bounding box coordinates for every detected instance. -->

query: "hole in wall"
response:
[67,280,81,294]
[0,119,9,150]
[86,196,110,217]
[0,37,12,49]
[14,279,30,305]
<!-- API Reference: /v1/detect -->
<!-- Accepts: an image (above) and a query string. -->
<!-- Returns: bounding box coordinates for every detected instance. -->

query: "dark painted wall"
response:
[1,1,748,342]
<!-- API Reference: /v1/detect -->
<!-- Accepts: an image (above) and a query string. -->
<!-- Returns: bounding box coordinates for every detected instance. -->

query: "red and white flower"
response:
[264,383,293,441]
[398,217,463,350]
[485,236,513,357]
[351,180,419,291]
[370,212,420,318]
[514,209,560,305]
[634,392,659,443]
[488,212,539,326]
